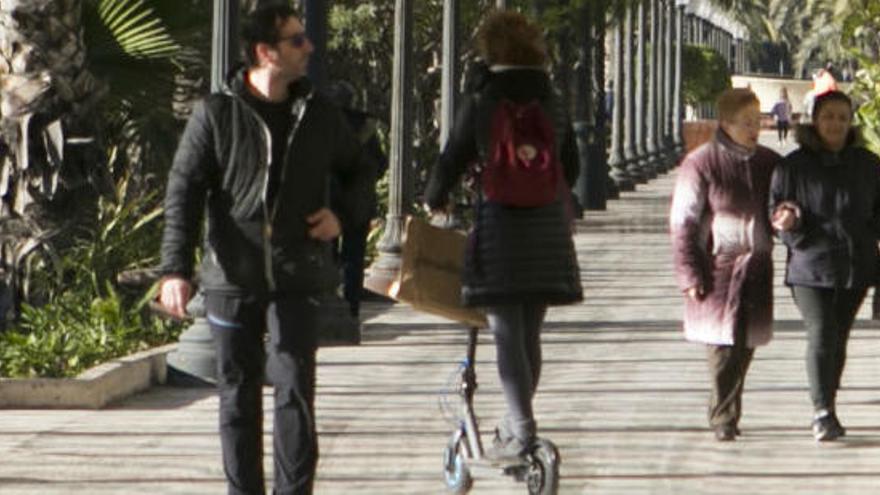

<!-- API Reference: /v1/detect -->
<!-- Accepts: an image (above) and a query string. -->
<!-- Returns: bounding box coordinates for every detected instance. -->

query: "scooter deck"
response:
[465,455,530,472]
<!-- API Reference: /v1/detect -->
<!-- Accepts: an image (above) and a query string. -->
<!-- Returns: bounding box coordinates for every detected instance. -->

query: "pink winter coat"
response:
[669,130,781,347]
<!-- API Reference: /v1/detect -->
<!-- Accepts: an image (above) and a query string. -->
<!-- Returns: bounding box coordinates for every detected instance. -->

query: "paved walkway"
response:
[3,132,880,494]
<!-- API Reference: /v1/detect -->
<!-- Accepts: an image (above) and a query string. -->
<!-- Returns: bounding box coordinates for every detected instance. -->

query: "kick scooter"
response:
[441,327,560,494]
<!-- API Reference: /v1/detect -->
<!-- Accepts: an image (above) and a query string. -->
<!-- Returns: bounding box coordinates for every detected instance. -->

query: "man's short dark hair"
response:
[240,3,300,66]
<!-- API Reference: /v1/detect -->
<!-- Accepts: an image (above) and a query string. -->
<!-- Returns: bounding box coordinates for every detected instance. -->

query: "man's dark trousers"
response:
[206,292,319,495]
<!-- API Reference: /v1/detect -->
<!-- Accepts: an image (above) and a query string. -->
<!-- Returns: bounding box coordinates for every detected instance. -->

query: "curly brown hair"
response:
[475,11,547,66]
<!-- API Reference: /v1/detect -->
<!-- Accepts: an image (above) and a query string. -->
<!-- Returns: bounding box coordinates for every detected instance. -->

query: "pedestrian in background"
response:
[327,80,386,319]
[771,87,793,147]
[425,10,582,462]
[670,88,781,441]
[769,90,880,442]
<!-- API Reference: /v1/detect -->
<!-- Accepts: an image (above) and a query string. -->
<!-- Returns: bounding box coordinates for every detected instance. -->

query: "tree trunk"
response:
[0,0,104,326]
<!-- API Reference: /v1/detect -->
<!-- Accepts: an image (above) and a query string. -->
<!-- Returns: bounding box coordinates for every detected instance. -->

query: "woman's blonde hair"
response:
[475,11,547,66]
[716,88,760,122]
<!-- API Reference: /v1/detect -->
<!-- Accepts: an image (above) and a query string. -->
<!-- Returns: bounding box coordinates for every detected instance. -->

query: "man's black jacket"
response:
[159,70,375,295]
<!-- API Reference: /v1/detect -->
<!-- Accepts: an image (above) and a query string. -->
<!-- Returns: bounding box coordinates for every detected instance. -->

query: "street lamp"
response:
[673,0,687,156]
[168,0,241,385]
[303,0,328,90]
[440,0,460,149]
[364,0,414,296]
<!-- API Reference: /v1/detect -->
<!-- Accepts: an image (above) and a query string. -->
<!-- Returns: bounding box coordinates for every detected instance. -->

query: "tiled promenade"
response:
[3,133,880,494]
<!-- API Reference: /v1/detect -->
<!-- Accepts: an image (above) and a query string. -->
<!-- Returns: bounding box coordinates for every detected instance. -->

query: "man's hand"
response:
[686,285,704,301]
[307,208,341,241]
[771,205,797,232]
[158,276,193,320]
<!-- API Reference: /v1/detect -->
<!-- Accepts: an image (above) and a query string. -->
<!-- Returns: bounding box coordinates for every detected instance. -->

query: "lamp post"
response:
[596,0,617,201]
[655,0,666,169]
[646,0,660,172]
[210,0,238,93]
[303,0,327,91]
[663,0,674,159]
[673,0,686,156]
[635,0,653,180]
[622,4,642,184]
[167,0,241,385]
[440,0,459,149]
[608,19,634,191]
[573,1,608,210]
[364,0,414,295]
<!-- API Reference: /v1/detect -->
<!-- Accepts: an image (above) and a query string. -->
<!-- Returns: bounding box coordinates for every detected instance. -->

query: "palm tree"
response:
[842,0,880,60]
[0,0,196,326]
[792,0,857,78]
[0,0,96,324]
[713,0,803,75]
[710,0,858,78]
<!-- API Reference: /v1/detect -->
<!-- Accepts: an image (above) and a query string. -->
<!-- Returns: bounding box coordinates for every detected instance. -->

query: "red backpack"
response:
[480,99,560,207]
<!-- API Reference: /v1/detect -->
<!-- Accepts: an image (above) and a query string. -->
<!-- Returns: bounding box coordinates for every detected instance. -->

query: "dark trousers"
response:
[340,223,369,317]
[706,313,754,428]
[791,286,867,412]
[777,120,790,141]
[206,292,319,495]
[486,303,547,439]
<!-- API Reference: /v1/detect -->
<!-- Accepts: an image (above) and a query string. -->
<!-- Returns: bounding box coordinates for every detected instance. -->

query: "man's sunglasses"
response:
[276,32,308,48]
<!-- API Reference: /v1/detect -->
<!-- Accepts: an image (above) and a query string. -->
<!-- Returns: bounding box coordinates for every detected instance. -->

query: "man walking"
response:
[157,4,374,494]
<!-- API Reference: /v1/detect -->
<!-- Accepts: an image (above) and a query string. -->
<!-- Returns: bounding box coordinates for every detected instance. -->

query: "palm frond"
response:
[81,0,205,180]
[95,0,180,59]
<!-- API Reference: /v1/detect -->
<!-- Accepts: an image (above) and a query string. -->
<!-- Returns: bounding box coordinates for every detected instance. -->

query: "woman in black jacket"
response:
[770,90,880,441]
[425,11,582,462]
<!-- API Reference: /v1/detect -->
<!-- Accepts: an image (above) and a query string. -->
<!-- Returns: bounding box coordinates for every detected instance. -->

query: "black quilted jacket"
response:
[159,69,375,295]
[425,64,583,307]
[770,125,880,289]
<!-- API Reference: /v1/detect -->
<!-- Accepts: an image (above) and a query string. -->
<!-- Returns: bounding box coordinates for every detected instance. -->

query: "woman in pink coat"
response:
[670,88,781,441]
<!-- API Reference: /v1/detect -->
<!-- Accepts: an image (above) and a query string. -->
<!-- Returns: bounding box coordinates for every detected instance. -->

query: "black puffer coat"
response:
[425,64,583,307]
[769,125,880,289]
[159,70,375,295]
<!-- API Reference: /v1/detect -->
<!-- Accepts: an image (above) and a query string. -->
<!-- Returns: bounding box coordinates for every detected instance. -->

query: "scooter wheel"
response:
[525,438,560,495]
[443,434,473,493]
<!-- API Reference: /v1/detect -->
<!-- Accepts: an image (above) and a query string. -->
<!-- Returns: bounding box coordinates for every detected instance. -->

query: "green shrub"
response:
[853,60,880,156]
[849,7,880,156]
[682,45,732,106]
[0,159,182,378]
[0,287,179,378]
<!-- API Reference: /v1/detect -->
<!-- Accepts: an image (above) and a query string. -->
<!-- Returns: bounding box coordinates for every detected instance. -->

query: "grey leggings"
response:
[487,303,548,439]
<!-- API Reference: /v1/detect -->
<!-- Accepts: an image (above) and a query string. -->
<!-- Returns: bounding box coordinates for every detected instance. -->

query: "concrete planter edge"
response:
[0,343,177,410]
